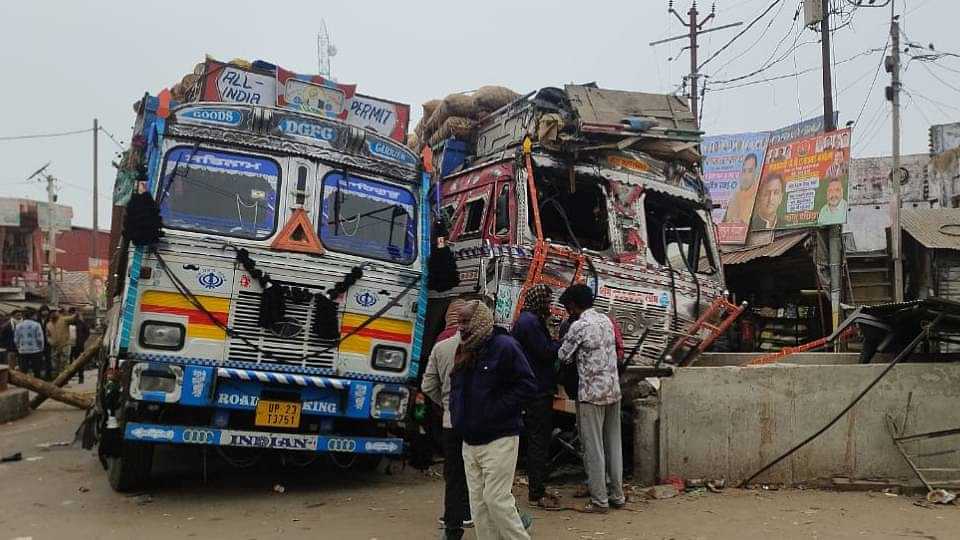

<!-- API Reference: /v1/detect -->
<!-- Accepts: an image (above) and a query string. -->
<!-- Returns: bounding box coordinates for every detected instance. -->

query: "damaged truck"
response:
[417,85,729,367]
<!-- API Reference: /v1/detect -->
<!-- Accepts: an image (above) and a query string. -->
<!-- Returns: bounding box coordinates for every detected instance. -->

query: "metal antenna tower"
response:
[317,19,338,78]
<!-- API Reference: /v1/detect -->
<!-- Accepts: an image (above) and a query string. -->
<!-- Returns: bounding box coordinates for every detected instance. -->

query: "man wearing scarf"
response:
[511,284,561,509]
[450,300,536,540]
[422,298,470,539]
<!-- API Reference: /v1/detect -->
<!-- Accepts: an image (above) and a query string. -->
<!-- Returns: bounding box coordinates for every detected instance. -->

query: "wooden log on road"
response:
[8,369,93,410]
[30,339,102,409]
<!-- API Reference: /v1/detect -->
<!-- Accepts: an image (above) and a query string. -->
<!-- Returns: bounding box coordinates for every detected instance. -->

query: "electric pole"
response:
[44,173,59,306]
[887,1,904,302]
[811,0,843,341]
[92,118,100,323]
[649,1,742,127]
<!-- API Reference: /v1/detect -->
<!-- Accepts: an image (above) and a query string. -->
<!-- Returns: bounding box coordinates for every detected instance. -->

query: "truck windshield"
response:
[159,147,280,240]
[319,172,417,265]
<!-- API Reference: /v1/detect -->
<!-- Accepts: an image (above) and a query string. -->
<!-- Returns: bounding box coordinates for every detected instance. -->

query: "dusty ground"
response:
[3,381,960,539]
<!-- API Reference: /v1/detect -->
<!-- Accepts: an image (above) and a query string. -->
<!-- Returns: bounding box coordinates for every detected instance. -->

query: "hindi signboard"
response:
[702,131,770,244]
[751,128,851,231]
[0,199,21,227]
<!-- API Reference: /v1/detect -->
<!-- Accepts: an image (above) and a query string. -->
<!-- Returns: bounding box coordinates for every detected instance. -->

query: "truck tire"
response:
[107,441,154,492]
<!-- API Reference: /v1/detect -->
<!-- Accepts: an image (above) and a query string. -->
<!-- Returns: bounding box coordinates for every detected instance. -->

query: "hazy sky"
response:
[0,0,954,230]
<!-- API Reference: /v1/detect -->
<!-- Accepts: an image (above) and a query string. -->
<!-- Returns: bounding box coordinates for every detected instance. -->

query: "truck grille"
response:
[227,290,337,370]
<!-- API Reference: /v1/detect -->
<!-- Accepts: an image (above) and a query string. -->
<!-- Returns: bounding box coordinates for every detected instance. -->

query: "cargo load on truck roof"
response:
[153,55,411,143]
[410,84,701,168]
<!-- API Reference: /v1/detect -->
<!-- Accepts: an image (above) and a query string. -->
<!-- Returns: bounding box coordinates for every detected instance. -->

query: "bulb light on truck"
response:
[371,385,409,420]
[129,363,183,402]
[139,321,185,350]
[372,346,406,372]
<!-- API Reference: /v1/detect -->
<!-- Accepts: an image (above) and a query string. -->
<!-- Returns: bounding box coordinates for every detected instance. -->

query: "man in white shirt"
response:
[558,285,624,514]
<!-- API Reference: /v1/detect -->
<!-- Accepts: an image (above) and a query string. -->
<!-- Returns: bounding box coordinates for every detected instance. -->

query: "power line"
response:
[710,0,791,76]
[698,0,786,70]
[98,126,126,150]
[708,47,883,91]
[0,127,92,142]
[853,35,890,128]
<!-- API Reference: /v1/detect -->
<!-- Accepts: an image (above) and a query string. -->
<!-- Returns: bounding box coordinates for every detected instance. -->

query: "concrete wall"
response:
[695,352,860,367]
[659,363,960,487]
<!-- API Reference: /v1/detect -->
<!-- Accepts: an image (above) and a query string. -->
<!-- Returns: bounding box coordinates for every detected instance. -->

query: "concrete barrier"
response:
[659,363,960,487]
[0,387,29,423]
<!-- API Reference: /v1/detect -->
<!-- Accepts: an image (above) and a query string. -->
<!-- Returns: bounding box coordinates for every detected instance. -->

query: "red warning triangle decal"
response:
[271,208,324,255]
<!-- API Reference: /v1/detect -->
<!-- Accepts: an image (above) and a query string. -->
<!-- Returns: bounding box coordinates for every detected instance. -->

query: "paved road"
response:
[2,383,960,539]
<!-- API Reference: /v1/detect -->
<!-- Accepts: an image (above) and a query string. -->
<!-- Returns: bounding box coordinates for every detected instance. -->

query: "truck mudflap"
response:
[124,422,404,455]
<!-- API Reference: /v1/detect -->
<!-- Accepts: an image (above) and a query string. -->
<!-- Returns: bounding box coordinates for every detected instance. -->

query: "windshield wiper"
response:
[158,142,201,205]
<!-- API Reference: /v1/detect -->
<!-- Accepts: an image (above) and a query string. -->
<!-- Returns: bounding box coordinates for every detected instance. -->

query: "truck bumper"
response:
[124,422,404,455]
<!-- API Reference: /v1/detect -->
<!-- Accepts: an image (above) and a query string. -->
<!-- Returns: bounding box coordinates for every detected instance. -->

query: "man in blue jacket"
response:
[512,284,561,509]
[450,300,536,540]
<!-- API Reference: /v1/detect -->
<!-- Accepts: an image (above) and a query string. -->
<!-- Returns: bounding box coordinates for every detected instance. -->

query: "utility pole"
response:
[649,1,742,127]
[44,173,59,307]
[887,1,905,302]
[812,0,843,342]
[92,118,100,323]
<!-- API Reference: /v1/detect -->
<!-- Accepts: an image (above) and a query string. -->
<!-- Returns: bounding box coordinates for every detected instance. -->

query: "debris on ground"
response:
[646,484,680,500]
[707,479,726,493]
[131,494,153,505]
[37,441,71,450]
[25,456,43,462]
[1,451,22,462]
[926,489,956,504]
[78,486,90,493]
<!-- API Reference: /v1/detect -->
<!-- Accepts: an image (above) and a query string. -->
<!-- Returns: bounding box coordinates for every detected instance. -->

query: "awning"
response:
[721,231,811,265]
[901,208,960,250]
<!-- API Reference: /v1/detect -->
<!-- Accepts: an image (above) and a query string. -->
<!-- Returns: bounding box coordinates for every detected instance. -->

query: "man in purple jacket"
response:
[512,284,561,509]
[450,300,536,540]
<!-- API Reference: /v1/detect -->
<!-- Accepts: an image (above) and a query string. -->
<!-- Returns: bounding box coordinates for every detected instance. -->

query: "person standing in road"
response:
[38,305,52,379]
[14,309,45,379]
[558,284,625,514]
[1,310,22,370]
[450,300,536,540]
[69,308,90,384]
[422,298,471,540]
[47,308,77,378]
[512,284,562,510]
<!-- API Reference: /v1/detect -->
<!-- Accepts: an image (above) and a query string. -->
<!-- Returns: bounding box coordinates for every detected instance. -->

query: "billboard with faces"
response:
[750,128,852,231]
[702,131,771,244]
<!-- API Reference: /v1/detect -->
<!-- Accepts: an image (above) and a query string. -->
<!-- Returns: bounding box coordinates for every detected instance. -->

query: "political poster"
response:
[701,131,770,244]
[751,128,852,231]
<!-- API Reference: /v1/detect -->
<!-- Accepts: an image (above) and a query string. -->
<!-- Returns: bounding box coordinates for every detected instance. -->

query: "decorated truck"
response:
[92,58,429,491]
[416,85,727,366]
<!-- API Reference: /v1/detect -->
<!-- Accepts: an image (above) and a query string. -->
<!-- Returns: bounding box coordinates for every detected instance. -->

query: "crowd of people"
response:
[0,305,90,383]
[423,283,626,540]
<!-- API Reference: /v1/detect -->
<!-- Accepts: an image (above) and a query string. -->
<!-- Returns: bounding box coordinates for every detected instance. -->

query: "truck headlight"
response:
[130,363,183,402]
[139,321,185,350]
[371,385,409,420]
[372,346,406,372]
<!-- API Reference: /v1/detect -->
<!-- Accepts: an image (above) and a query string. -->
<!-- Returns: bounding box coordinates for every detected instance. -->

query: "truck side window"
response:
[493,184,510,236]
[460,199,485,239]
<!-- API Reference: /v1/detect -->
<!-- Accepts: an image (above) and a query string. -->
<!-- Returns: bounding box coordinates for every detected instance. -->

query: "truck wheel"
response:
[107,442,154,492]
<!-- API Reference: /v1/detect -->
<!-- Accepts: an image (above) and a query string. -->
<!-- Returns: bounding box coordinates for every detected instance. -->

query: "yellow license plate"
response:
[255,400,302,428]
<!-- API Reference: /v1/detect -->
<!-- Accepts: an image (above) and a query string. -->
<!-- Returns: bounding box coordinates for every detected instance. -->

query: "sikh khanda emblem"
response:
[197,269,226,290]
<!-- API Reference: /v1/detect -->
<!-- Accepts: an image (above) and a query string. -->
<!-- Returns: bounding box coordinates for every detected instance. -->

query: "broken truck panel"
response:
[427,84,726,366]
